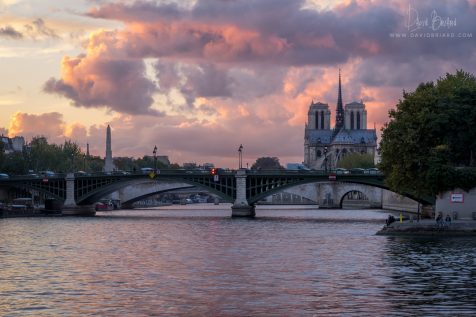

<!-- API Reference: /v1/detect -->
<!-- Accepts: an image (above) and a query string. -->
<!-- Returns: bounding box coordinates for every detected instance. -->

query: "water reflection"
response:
[0,207,475,316]
[382,237,476,316]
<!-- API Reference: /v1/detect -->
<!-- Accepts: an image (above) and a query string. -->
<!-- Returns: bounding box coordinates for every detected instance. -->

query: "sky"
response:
[1,0,475,168]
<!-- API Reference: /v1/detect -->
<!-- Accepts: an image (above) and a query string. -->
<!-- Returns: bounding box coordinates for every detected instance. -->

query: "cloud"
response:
[8,112,65,141]
[46,0,473,114]
[37,0,476,166]
[155,60,233,108]
[25,18,59,39]
[1,18,61,41]
[6,112,90,146]
[85,0,400,65]
[0,25,23,39]
[44,54,161,115]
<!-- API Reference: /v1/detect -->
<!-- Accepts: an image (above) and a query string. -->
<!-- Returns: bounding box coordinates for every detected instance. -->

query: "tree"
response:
[114,157,135,171]
[0,141,5,170]
[380,70,476,198]
[62,140,83,172]
[0,135,180,174]
[2,151,27,174]
[337,152,375,169]
[251,157,283,170]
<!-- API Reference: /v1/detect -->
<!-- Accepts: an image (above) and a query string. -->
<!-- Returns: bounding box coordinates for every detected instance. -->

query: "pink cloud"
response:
[35,0,476,166]
[8,112,65,141]
[44,54,160,115]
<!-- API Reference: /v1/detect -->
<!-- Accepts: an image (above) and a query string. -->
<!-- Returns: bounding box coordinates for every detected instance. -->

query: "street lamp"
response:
[324,146,328,173]
[238,144,243,169]
[153,145,158,173]
[71,153,75,173]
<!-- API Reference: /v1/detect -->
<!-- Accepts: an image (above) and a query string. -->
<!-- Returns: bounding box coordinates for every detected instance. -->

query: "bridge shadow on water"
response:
[93,206,388,225]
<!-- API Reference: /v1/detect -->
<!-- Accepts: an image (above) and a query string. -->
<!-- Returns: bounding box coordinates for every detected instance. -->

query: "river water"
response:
[1,204,475,316]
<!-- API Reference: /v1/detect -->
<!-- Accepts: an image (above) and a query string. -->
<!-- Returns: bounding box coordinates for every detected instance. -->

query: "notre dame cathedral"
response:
[304,71,377,170]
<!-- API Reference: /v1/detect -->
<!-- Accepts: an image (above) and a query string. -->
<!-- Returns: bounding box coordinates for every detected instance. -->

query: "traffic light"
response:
[211,168,217,175]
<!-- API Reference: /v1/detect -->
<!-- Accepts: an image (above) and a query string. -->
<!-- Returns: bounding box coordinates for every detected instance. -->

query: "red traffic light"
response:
[211,168,217,175]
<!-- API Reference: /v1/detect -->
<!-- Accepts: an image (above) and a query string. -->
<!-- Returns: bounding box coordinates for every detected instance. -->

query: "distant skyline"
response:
[1,0,475,168]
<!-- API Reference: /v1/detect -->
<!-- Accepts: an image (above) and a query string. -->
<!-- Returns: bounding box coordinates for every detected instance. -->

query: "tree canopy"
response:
[380,70,476,198]
[0,136,172,174]
[336,152,375,169]
[251,157,283,170]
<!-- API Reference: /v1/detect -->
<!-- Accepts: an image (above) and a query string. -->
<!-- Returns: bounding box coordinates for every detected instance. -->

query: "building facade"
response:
[1,135,25,154]
[304,71,377,170]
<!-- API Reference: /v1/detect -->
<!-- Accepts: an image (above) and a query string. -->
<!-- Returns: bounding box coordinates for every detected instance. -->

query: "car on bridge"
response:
[365,168,380,175]
[349,168,365,174]
[140,167,154,174]
[335,168,349,174]
[75,171,91,176]
[113,170,130,175]
[39,170,56,177]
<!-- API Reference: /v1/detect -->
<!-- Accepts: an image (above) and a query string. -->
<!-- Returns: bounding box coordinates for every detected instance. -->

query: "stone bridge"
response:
[0,169,434,217]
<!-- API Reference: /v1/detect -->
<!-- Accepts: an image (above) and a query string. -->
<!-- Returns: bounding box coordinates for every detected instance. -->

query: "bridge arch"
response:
[77,177,235,205]
[339,190,370,209]
[112,180,231,207]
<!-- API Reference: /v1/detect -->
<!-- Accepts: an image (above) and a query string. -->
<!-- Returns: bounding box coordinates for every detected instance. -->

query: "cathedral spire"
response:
[335,68,344,130]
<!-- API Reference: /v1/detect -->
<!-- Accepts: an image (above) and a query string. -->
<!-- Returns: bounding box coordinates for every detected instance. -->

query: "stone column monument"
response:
[104,124,114,172]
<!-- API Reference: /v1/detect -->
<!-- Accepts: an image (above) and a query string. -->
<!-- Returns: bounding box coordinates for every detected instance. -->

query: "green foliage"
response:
[251,157,283,170]
[0,141,5,170]
[87,156,106,172]
[0,136,178,174]
[380,70,476,198]
[113,157,135,171]
[2,152,27,174]
[337,152,375,169]
[169,163,181,169]
[133,155,168,170]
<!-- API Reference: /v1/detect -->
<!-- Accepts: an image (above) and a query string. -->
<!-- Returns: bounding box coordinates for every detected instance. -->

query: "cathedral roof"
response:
[305,130,334,145]
[305,129,377,146]
[332,129,377,145]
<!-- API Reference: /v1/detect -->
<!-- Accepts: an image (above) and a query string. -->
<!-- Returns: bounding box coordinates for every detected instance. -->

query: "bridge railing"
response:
[0,168,383,181]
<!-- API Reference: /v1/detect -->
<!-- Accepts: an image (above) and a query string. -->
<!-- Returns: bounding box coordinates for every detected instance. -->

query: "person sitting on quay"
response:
[436,213,444,228]
[445,214,452,228]
[386,215,396,227]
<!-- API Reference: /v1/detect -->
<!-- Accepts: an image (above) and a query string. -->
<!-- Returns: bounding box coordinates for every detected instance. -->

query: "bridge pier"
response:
[62,173,96,216]
[231,169,255,217]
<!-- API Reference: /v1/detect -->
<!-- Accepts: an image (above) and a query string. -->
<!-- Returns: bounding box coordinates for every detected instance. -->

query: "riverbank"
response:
[376,219,476,236]
[0,209,62,218]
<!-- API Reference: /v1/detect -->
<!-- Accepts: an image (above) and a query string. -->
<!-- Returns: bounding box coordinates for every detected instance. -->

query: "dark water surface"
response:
[1,205,475,316]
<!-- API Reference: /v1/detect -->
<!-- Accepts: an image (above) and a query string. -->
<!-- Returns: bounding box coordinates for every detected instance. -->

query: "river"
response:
[1,204,475,316]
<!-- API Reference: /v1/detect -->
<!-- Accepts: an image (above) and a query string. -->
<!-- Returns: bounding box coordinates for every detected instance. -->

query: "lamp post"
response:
[324,146,328,173]
[238,144,243,169]
[153,145,158,173]
[71,153,75,173]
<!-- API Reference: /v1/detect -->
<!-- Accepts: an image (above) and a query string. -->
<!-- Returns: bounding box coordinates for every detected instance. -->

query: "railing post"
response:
[231,169,255,217]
